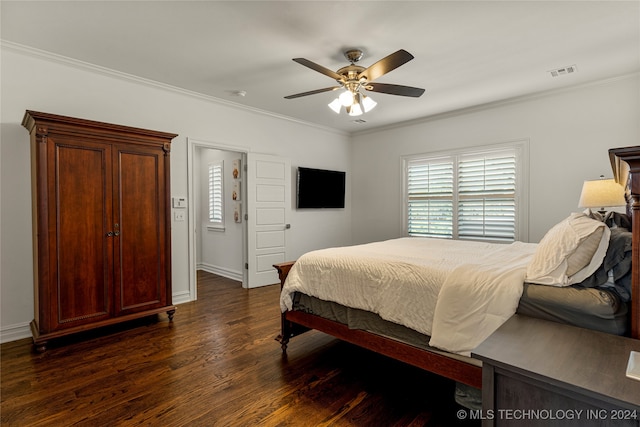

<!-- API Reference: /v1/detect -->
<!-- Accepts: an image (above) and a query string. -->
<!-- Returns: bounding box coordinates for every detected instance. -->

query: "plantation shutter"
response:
[405,145,521,242]
[458,150,516,241]
[406,157,454,238]
[208,162,223,223]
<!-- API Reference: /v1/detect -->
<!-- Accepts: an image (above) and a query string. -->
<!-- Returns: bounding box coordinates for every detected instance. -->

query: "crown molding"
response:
[5,39,635,140]
[352,72,640,137]
[1,40,349,137]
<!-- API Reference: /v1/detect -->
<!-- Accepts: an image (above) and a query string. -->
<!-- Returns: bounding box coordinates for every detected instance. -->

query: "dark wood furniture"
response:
[22,111,177,352]
[473,314,640,426]
[273,262,482,388]
[610,146,640,339]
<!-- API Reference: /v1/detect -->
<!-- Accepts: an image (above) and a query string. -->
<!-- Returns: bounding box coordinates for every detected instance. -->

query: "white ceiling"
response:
[2,1,639,133]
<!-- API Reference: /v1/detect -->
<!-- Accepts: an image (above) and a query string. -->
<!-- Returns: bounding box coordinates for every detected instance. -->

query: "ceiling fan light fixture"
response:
[328,98,342,114]
[361,94,377,112]
[328,91,376,115]
[285,49,424,117]
[338,90,355,107]
[347,103,363,117]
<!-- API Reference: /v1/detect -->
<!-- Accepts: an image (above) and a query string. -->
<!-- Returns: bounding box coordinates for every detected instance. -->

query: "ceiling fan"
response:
[285,49,425,116]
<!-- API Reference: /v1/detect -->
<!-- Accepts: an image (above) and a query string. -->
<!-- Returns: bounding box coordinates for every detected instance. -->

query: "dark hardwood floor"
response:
[1,271,479,426]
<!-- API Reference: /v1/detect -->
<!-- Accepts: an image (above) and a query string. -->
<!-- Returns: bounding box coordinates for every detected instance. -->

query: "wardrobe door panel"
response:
[114,147,167,314]
[51,139,112,328]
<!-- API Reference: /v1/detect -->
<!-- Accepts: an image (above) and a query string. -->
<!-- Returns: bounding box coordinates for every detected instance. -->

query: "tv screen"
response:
[296,167,346,209]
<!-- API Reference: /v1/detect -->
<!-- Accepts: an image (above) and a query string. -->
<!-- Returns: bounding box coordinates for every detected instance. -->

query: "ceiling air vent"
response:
[549,65,577,77]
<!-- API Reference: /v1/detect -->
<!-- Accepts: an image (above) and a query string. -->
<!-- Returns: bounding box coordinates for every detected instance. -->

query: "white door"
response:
[246,153,291,288]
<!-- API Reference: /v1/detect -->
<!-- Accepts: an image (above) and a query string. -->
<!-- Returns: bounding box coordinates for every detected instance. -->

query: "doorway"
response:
[187,139,292,300]
[187,138,249,301]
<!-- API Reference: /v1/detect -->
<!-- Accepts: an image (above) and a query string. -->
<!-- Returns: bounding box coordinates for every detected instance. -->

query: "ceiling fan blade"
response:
[292,58,343,81]
[284,86,341,99]
[358,49,414,82]
[366,82,425,97]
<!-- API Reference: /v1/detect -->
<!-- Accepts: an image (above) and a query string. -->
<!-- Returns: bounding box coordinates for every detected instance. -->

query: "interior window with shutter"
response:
[458,150,516,241]
[208,162,223,224]
[406,156,455,238]
[404,142,527,242]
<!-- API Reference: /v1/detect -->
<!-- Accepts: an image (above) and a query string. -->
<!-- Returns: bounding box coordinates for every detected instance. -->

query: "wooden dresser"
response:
[22,111,177,351]
[473,315,640,426]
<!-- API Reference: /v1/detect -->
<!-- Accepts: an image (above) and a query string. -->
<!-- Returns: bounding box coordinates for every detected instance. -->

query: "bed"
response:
[274,145,640,391]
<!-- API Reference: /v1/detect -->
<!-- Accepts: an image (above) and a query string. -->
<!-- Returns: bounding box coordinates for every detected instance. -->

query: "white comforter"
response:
[280,237,537,356]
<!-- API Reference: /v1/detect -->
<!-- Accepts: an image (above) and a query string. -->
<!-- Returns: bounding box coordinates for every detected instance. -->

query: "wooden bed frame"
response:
[274,145,640,390]
[609,146,640,339]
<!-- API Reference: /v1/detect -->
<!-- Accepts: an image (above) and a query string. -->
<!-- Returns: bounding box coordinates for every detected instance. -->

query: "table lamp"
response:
[578,175,626,215]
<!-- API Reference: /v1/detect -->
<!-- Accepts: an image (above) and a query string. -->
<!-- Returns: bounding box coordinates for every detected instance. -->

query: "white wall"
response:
[351,74,640,245]
[0,46,352,342]
[2,44,638,344]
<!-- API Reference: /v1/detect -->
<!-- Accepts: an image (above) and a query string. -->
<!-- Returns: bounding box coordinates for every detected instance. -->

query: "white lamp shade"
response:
[338,90,354,107]
[347,103,363,116]
[327,91,376,116]
[328,98,342,114]
[578,178,625,209]
[362,95,377,112]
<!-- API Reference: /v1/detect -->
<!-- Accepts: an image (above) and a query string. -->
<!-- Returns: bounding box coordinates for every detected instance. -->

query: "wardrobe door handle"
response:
[106,231,114,237]
[114,231,120,236]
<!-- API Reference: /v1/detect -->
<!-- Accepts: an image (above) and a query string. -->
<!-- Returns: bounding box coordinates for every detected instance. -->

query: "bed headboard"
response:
[609,146,640,339]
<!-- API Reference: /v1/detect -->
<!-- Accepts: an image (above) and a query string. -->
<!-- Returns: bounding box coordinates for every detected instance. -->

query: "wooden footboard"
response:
[273,262,482,388]
[274,262,309,350]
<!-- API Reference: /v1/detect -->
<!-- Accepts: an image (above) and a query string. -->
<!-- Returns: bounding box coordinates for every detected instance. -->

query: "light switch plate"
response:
[172,197,186,208]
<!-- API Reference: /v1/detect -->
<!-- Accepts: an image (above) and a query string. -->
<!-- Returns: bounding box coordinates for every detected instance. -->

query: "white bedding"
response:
[280,237,537,356]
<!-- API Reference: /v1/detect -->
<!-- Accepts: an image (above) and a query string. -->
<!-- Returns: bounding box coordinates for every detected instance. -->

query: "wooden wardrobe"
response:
[22,111,177,351]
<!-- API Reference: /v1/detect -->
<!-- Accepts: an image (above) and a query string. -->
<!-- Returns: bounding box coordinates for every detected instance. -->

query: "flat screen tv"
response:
[296,167,346,209]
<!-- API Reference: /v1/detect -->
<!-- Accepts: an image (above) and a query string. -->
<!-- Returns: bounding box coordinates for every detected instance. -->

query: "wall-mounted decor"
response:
[234,203,242,223]
[232,180,241,201]
[232,159,242,222]
[232,159,241,179]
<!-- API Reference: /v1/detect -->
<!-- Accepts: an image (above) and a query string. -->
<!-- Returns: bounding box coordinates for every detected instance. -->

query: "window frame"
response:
[402,140,529,242]
[207,161,224,230]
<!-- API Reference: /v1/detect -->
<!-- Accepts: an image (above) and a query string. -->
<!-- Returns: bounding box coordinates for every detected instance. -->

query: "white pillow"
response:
[526,212,610,286]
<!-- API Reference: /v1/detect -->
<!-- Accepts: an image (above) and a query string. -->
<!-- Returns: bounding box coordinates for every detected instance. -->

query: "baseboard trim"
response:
[0,322,32,344]
[172,290,192,305]
[197,263,243,282]
[1,266,242,344]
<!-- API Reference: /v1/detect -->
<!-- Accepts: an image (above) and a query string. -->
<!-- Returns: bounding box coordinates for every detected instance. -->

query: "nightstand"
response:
[473,315,640,426]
